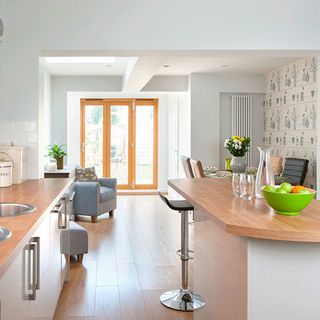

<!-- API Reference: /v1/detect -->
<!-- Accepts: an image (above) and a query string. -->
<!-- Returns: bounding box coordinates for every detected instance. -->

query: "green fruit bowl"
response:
[262,187,316,216]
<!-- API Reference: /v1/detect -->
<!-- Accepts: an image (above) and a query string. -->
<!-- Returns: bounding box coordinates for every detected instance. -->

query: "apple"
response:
[280,182,293,193]
[276,188,288,194]
[298,189,311,194]
[264,185,276,192]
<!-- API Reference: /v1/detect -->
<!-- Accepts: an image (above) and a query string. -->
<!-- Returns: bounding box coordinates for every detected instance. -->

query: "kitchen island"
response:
[169,178,320,320]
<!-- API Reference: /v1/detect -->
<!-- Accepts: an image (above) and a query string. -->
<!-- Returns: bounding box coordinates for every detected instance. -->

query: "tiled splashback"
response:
[264,57,317,188]
[0,121,39,178]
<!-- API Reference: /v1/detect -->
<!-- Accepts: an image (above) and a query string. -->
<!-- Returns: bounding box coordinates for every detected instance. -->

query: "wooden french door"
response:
[80,98,158,189]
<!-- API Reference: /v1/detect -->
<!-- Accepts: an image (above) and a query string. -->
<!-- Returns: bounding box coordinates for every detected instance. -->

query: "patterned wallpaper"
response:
[264,57,317,187]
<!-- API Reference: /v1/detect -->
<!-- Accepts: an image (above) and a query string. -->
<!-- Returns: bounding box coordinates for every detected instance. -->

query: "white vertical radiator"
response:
[231,94,253,166]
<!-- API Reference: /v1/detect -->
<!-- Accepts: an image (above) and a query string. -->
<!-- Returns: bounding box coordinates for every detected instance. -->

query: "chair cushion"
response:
[75,167,98,182]
[100,186,116,202]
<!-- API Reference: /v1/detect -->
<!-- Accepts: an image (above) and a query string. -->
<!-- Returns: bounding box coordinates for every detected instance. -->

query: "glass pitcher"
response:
[255,147,275,199]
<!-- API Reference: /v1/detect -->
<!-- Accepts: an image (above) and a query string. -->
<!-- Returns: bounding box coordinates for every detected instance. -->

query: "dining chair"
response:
[270,156,283,176]
[275,158,309,186]
[180,156,195,178]
[190,159,206,178]
[180,156,196,222]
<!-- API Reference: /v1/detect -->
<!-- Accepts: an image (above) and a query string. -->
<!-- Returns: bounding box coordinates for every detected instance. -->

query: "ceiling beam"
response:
[122,56,166,92]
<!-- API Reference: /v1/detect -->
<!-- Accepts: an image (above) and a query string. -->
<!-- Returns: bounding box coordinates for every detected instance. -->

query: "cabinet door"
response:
[49,205,64,301]
[59,196,70,284]
[0,194,70,320]
[28,214,53,319]
[29,202,69,319]
[0,247,30,320]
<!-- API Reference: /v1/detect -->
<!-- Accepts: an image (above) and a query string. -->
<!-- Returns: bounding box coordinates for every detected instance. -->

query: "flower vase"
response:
[230,156,246,173]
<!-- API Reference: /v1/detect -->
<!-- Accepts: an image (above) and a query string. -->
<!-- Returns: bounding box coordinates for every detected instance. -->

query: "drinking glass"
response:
[232,173,241,198]
[240,173,255,200]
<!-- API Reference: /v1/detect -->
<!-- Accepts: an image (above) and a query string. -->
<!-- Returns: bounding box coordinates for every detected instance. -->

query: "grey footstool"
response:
[60,221,88,262]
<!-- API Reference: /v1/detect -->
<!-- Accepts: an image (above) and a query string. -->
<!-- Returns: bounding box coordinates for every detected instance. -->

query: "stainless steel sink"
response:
[0,227,11,241]
[0,203,36,217]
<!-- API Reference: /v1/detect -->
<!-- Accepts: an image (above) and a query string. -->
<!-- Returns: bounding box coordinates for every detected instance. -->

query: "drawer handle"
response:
[52,203,63,213]
[30,237,40,290]
[60,209,68,229]
[57,203,68,229]
[69,191,76,202]
[24,243,36,300]
[53,203,66,229]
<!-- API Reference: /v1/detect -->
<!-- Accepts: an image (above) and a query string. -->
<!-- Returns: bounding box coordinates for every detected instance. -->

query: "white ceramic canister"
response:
[0,160,13,187]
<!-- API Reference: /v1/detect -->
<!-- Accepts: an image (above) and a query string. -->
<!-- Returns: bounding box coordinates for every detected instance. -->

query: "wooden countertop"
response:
[169,178,320,242]
[0,179,72,277]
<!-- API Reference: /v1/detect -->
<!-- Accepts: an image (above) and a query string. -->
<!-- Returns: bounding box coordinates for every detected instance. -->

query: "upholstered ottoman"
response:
[60,221,88,262]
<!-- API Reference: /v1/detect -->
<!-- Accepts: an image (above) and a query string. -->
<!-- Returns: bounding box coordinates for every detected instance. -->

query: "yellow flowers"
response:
[231,135,245,141]
[225,135,251,157]
[231,135,245,142]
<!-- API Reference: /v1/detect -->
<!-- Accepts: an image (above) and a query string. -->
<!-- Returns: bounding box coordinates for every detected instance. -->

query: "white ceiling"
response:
[156,56,301,75]
[44,55,301,77]
[45,57,129,76]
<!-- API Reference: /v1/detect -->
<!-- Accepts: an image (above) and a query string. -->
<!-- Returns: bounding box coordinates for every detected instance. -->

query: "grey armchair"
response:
[74,178,117,222]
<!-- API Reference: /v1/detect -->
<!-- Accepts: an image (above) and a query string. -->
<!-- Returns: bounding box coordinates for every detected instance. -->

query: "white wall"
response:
[220,93,265,167]
[167,94,191,179]
[44,69,51,147]
[190,73,265,168]
[51,76,122,145]
[317,57,320,195]
[67,91,189,191]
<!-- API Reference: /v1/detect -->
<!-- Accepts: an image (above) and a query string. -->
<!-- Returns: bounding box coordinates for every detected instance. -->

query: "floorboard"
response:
[54,196,193,320]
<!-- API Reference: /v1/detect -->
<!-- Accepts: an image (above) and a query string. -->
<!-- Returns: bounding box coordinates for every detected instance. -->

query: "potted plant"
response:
[224,136,250,173]
[48,144,67,170]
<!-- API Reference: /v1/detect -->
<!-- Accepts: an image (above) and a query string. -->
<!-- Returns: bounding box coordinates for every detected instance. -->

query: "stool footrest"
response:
[176,249,194,260]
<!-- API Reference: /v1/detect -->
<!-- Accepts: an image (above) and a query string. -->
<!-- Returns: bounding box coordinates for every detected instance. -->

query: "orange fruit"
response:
[292,186,305,193]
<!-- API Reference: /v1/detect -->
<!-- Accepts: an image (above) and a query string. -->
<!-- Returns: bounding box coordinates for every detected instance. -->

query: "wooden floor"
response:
[54,196,193,320]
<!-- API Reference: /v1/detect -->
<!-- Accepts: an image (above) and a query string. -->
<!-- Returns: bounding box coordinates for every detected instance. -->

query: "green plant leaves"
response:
[48,144,67,158]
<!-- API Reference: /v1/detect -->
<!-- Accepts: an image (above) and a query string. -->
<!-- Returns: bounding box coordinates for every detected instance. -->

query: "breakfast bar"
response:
[169,178,320,320]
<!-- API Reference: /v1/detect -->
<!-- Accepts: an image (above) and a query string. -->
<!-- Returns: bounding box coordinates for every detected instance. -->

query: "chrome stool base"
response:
[160,289,205,311]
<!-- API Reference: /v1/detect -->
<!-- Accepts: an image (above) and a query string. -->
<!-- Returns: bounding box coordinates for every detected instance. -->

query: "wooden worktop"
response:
[169,178,320,242]
[0,179,72,277]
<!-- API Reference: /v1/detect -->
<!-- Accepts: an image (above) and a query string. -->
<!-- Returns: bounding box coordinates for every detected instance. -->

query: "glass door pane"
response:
[83,104,104,177]
[135,104,155,186]
[110,104,130,186]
